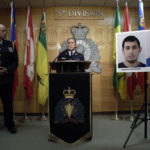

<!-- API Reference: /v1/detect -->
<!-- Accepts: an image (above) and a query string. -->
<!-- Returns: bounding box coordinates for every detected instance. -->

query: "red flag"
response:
[127,73,138,99]
[23,6,35,101]
[123,2,138,99]
[11,1,18,99]
[123,2,131,32]
[138,0,147,92]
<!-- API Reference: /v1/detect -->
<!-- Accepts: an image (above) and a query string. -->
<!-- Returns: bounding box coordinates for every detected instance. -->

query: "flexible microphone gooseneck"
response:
[50,50,67,72]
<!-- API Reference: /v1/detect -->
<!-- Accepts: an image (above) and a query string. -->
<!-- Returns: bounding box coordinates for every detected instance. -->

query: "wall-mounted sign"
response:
[55,8,104,20]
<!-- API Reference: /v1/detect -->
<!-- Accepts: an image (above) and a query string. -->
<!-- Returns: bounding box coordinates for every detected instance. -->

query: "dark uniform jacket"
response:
[0,40,18,85]
[57,49,84,72]
[58,49,84,61]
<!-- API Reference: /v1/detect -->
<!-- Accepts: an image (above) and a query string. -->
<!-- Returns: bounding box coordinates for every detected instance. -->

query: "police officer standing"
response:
[0,24,18,133]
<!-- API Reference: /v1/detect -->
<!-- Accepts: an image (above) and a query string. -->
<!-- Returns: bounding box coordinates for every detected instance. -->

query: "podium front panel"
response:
[49,73,92,145]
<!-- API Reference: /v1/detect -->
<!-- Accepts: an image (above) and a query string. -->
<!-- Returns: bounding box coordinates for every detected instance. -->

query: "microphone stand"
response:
[50,55,59,73]
[50,50,66,72]
[123,72,150,148]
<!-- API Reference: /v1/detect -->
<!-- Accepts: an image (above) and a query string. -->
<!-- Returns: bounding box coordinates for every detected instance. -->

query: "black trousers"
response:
[0,84,14,127]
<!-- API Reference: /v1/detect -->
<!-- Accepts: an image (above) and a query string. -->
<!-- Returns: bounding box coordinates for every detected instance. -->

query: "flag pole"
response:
[116,0,119,7]
[146,83,150,119]
[27,0,31,6]
[112,0,121,121]
[19,98,32,122]
[43,0,46,11]
[125,100,134,121]
[115,0,120,121]
[36,1,48,121]
[112,91,121,120]
[37,103,47,121]
[123,1,135,122]
[22,4,34,122]
[130,100,134,121]
[10,1,19,127]
[24,100,32,120]
[13,105,20,126]
[37,5,47,121]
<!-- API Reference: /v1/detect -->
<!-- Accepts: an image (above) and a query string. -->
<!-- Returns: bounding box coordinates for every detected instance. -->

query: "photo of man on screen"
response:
[118,35,146,68]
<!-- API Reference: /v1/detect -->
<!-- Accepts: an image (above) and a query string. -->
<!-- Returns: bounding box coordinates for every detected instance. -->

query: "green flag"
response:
[113,7,120,61]
[36,11,48,105]
[113,6,127,99]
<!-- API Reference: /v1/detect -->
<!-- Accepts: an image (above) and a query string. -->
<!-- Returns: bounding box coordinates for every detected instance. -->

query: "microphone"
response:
[50,50,65,72]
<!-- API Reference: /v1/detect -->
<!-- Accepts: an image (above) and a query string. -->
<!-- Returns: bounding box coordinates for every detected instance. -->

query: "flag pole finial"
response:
[43,0,46,12]
[27,0,31,7]
[116,0,119,7]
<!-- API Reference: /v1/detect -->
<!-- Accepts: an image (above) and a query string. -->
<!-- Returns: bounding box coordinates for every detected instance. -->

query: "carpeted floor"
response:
[0,114,150,150]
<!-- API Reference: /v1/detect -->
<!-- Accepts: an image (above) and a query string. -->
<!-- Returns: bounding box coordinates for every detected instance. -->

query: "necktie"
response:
[68,50,73,56]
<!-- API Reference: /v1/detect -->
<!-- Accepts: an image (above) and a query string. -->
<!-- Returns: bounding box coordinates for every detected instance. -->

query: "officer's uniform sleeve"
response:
[6,43,18,74]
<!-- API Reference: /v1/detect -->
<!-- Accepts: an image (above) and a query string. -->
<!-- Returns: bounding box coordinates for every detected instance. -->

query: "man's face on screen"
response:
[123,41,141,64]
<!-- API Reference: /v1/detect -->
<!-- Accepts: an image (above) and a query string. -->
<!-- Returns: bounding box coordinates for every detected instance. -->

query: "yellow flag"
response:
[36,11,48,105]
[118,73,127,99]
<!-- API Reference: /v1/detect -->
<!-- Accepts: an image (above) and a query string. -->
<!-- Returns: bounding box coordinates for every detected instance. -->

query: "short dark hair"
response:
[122,35,140,49]
[67,37,76,44]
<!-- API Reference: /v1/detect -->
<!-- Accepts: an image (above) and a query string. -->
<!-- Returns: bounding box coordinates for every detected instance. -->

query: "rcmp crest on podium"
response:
[55,87,85,124]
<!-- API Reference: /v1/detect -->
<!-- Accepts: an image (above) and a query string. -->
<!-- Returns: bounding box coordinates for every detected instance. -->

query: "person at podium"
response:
[58,37,84,61]
[57,37,84,72]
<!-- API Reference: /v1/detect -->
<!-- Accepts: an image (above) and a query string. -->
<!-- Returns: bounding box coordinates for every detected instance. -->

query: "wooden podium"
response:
[49,60,92,145]
[50,60,91,73]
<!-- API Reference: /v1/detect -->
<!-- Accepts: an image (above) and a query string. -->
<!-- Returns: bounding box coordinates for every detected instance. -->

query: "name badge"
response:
[61,57,66,60]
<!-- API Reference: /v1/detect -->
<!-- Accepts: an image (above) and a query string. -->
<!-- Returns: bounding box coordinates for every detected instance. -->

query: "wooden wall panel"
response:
[0,6,150,113]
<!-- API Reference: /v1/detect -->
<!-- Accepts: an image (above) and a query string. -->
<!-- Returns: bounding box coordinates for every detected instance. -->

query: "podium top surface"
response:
[50,60,91,70]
